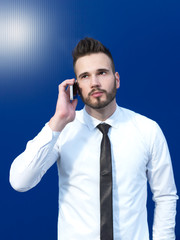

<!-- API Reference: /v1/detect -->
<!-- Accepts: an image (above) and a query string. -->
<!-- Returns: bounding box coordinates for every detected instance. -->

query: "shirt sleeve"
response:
[9,123,60,192]
[146,122,178,240]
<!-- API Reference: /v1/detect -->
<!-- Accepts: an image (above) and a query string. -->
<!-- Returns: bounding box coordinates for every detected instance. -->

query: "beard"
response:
[78,79,117,109]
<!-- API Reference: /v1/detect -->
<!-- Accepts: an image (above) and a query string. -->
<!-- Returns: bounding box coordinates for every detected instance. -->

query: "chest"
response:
[57,126,149,184]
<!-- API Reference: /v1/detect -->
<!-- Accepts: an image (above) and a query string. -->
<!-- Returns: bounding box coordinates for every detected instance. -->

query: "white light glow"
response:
[1,15,33,54]
[6,18,30,49]
[0,4,53,73]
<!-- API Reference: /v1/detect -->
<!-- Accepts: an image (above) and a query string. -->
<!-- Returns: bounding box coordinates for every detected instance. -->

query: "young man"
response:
[10,38,178,240]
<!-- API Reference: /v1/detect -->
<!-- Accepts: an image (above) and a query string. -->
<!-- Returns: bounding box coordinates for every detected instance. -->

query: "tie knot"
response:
[97,123,111,135]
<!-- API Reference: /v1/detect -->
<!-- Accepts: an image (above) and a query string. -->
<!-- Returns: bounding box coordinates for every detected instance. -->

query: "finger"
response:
[59,79,75,91]
[66,85,70,98]
[71,98,78,110]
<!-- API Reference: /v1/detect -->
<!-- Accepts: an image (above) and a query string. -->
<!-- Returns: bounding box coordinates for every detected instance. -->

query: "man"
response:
[10,37,178,240]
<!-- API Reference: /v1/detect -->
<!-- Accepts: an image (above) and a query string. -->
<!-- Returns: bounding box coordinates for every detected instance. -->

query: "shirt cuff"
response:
[46,122,61,138]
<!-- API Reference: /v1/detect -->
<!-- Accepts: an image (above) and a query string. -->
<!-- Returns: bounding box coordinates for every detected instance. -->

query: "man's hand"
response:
[49,79,78,132]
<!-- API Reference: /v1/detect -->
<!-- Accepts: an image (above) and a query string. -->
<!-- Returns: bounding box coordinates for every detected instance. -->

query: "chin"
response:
[86,98,115,110]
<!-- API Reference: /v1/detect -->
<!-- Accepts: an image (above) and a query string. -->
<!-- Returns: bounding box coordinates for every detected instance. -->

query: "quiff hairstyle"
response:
[72,37,115,74]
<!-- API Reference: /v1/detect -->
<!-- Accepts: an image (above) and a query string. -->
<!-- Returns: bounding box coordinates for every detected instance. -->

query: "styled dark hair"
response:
[72,37,115,73]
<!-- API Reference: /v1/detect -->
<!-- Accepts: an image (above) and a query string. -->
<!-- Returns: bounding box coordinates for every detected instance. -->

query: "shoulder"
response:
[119,106,157,128]
[118,106,167,152]
[118,106,162,141]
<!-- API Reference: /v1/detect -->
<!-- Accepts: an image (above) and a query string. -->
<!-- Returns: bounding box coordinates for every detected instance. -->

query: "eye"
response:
[99,71,106,75]
[81,74,89,79]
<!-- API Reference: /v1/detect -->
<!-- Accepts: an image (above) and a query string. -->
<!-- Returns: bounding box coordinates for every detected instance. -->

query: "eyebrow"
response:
[78,68,110,79]
[78,72,89,79]
[96,68,110,73]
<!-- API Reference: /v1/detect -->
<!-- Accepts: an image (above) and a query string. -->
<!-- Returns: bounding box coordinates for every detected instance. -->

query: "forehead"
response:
[75,53,112,75]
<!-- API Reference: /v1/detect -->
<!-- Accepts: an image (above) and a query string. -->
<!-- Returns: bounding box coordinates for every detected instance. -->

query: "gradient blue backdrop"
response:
[0,0,179,239]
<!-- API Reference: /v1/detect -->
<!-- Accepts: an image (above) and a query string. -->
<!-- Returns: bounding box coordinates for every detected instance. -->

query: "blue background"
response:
[0,0,179,239]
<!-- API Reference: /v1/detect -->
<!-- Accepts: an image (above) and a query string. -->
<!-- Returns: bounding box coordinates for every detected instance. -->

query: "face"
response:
[75,53,120,110]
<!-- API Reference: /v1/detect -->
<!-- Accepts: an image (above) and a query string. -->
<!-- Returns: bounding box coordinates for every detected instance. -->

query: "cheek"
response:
[106,79,116,90]
[78,83,89,96]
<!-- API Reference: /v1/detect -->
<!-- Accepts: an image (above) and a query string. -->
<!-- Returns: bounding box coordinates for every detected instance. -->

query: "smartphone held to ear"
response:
[70,82,78,100]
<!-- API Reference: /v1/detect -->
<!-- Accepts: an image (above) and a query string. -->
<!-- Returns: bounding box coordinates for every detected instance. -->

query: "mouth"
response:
[89,89,105,98]
[91,91,104,98]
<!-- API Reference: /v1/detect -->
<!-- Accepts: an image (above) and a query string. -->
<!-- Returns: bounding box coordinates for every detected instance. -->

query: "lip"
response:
[91,91,104,97]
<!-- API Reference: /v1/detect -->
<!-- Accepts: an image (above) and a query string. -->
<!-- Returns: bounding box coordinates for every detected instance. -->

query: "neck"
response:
[85,99,117,121]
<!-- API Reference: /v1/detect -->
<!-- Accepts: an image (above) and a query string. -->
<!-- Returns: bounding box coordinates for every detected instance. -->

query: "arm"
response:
[9,124,60,192]
[9,79,78,192]
[146,123,178,240]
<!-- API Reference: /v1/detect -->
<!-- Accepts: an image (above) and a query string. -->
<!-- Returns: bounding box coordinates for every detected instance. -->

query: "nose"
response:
[90,75,101,88]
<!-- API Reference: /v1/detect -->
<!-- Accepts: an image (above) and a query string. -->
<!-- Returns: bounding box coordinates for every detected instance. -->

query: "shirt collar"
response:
[79,105,122,131]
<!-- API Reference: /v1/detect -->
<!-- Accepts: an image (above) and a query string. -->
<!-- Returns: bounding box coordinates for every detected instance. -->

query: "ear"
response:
[115,72,120,89]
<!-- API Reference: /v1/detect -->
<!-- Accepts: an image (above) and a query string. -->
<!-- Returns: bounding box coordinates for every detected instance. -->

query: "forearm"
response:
[147,122,178,239]
[9,123,60,192]
[153,198,177,240]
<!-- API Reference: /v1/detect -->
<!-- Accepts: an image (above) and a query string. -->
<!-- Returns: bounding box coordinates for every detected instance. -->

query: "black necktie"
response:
[97,123,113,240]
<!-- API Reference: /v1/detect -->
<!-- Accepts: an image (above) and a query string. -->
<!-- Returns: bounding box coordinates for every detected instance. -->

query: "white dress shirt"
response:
[10,106,178,240]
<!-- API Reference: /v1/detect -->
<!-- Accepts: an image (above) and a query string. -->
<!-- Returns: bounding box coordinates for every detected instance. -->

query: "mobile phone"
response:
[70,82,78,100]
